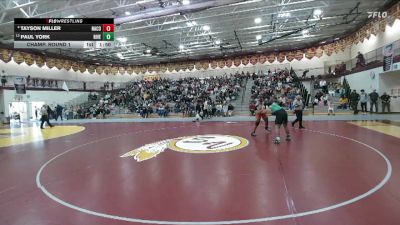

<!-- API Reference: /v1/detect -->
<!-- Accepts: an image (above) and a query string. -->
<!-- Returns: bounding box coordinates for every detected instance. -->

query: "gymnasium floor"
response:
[1,116,400,225]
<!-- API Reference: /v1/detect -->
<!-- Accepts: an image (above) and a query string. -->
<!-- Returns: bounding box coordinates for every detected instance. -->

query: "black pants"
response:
[361,102,367,112]
[382,103,390,113]
[40,115,53,128]
[292,110,303,127]
[352,101,359,114]
[370,101,378,113]
[55,113,63,121]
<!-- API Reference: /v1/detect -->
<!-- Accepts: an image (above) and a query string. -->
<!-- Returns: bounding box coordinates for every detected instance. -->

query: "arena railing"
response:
[0,75,125,92]
[295,38,400,80]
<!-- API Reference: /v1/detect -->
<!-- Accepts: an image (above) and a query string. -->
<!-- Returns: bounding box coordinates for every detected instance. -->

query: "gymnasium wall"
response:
[379,70,400,112]
[343,67,382,93]
[343,62,400,92]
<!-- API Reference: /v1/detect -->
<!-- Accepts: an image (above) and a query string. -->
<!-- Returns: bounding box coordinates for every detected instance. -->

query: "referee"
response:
[40,104,54,129]
[292,95,305,129]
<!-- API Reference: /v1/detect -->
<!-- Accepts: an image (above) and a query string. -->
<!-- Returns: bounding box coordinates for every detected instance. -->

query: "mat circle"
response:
[36,126,392,225]
[168,134,249,153]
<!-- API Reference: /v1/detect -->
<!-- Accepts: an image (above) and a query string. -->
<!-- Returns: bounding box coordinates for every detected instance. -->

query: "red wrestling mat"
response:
[0,121,399,225]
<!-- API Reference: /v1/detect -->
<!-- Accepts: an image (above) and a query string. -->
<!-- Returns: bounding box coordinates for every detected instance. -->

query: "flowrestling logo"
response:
[120,134,249,162]
[367,11,388,19]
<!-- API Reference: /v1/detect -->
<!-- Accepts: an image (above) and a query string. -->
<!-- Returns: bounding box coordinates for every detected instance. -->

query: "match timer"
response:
[14,18,115,49]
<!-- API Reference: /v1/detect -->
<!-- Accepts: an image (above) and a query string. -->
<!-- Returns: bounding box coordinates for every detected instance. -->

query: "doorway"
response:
[31,101,45,120]
[9,102,28,122]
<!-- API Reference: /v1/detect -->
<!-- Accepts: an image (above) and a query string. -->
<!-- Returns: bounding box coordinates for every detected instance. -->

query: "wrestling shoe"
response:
[286,134,291,141]
[273,137,281,144]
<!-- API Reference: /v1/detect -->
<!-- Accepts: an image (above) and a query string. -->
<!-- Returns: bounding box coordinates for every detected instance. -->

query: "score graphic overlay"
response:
[14,18,115,49]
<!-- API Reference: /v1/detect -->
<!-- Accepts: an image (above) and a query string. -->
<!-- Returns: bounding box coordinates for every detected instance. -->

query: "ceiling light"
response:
[116,53,124,59]
[256,35,262,40]
[254,18,262,24]
[117,37,127,42]
[66,15,74,18]
[334,37,340,41]
[146,49,151,53]
[278,12,290,18]
[125,11,131,16]
[186,21,197,27]
[179,44,184,49]
[215,39,221,45]
[203,25,210,31]
[182,0,190,5]
[313,9,323,18]
[302,30,309,35]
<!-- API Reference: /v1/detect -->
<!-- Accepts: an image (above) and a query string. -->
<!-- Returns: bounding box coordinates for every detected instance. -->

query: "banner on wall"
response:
[383,43,394,72]
[144,74,160,81]
[62,81,69,92]
[14,77,26,94]
[0,49,12,62]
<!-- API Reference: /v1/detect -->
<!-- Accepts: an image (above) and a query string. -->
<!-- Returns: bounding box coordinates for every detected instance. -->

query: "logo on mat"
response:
[120,134,249,162]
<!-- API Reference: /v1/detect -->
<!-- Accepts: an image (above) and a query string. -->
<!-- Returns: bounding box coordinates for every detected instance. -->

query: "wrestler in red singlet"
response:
[251,104,270,136]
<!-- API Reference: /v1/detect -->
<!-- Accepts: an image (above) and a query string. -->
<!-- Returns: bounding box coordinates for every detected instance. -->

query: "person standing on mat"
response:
[369,89,379,113]
[251,103,271,137]
[34,106,38,120]
[268,102,291,144]
[381,92,391,113]
[349,90,360,114]
[55,104,63,121]
[292,95,305,129]
[40,104,54,129]
[360,89,368,114]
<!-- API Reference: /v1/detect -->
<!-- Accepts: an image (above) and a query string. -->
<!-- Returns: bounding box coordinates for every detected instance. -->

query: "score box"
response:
[102,24,114,32]
[102,32,114,41]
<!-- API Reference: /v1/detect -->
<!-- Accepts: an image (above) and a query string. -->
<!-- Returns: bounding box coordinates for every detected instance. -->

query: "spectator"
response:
[369,89,379,113]
[227,103,234,117]
[334,62,346,75]
[55,104,63,121]
[360,89,368,114]
[249,102,256,116]
[34,106,39,119]
[356,52,365,67]
[326,93,335,115]
[1,75,6,87]
[349,90,360,114]
[302,69,309,78]
[337,95,349,109]
[26,75,31,86]
[381,92,391,113]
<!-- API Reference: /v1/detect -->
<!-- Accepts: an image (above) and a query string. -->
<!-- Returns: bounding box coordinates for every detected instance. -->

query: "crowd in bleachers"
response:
[248,69,303,115]
[54,72,247,119]
[35,64,393,121]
